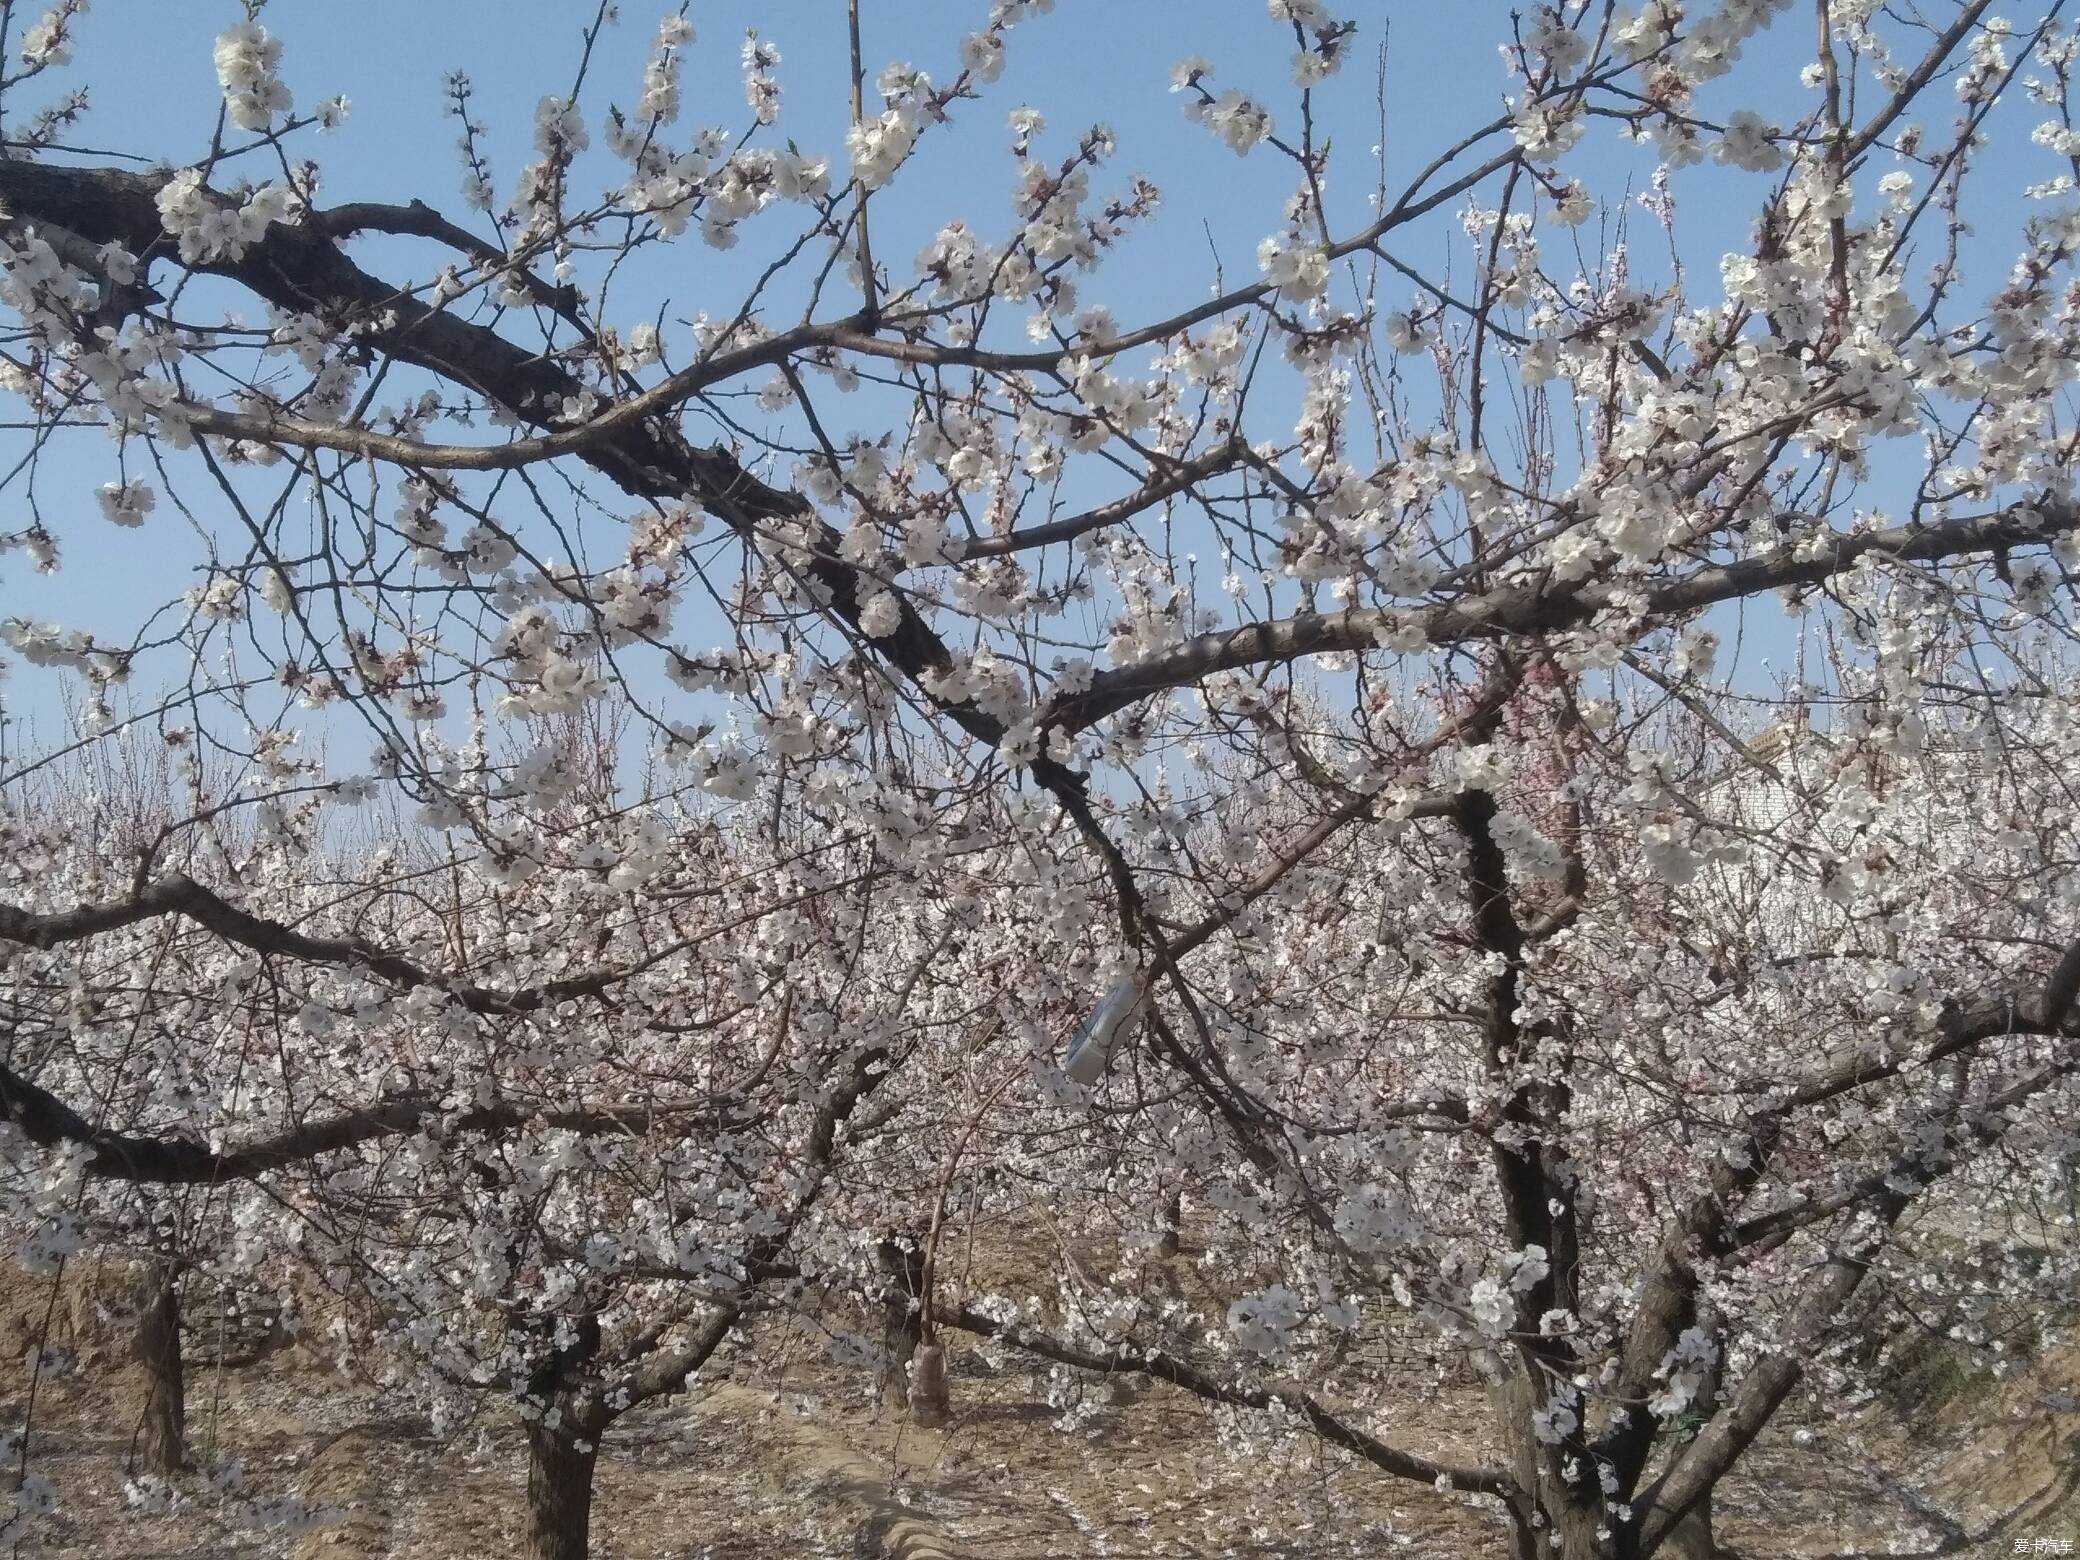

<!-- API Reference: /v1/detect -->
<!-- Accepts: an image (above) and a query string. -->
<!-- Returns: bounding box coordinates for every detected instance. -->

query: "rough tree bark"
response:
[876,1233,926,1412]
[1486,1371,1544,1560]
[1657,1477,1719,1558]
[524,1411,600,1560]
[1657,1318,1723,1560]
[1485,1366,1613,1560]
[908,1340,951,1428]
[516,1304,606,1560]
[132,1259,184,1476]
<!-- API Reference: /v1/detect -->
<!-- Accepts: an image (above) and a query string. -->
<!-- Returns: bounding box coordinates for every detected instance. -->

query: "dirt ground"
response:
[2,1266,2075,1558]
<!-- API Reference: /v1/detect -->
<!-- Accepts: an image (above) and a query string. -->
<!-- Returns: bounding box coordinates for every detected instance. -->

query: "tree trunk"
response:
[524,1418,598,1560]
[1488,1371,1542,1518]
[1639,1347,1722,1560]
[1651,1320,1723,1560]
[909,1340,951,1427]
[1489,1368,1613,1560]
[133,1260,184,1475]
[1655,1501,1718,1560]
[1156,1191,1182,1258]
[1553,1499,1613,1560]
[876,1234,925,1411]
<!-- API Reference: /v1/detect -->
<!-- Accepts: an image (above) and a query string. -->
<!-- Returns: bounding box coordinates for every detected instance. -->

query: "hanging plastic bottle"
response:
[1063,974,1150,1084]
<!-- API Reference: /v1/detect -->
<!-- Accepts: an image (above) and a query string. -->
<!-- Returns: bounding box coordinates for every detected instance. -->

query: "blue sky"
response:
[1,2,2064,775]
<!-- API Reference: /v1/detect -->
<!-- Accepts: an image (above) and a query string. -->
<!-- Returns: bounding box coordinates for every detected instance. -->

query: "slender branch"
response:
[1843,0,1996,161]
[933,1301,1512,1496]
[963,440,1246,559]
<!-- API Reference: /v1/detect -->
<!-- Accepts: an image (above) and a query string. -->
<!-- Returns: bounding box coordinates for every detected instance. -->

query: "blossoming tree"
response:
[4,0,2080,1556]
[1,739,1037,1557]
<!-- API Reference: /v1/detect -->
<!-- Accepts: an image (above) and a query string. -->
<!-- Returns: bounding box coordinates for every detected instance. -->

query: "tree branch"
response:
[1047,503,2077,734]
[0,871,692,1016]
[933,1300,1512,1497]
[0,1061,738,1185]
[963,440,1246,558]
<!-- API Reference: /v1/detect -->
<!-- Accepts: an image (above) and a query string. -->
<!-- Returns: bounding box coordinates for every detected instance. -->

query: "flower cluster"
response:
[214,20,292,130]
[154,171,294,264]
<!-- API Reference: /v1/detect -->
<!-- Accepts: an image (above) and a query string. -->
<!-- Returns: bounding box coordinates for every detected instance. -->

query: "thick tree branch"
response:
[1729,1055,2077,1252]
[1597,933,2080,1501]
[313,197,584,328]
[1047,504,2077,734]
[0,871,692,1016]
[0,160,1090,801]
[0,1062,737,1184]
[618,1035,892,1410]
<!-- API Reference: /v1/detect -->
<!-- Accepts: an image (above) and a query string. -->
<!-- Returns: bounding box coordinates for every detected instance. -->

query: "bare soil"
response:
[1,1264,2074,1558]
